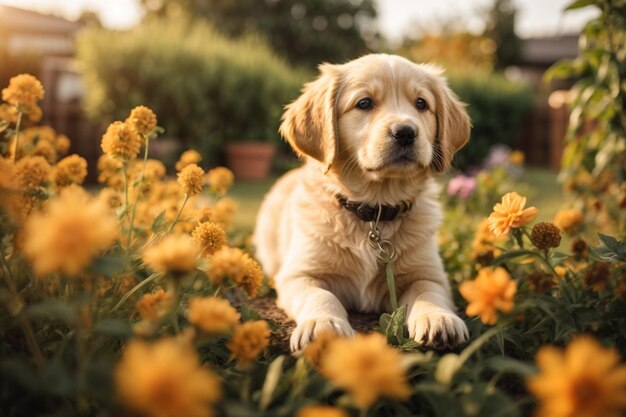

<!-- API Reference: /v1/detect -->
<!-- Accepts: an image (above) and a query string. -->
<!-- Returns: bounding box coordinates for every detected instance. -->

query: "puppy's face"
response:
[280,54,470,181]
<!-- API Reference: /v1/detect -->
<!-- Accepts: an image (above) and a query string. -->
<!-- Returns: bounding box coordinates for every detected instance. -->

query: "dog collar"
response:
[335,194,413,222]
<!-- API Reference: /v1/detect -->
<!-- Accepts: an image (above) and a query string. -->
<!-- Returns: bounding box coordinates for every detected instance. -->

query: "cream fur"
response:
[253,54,471,352]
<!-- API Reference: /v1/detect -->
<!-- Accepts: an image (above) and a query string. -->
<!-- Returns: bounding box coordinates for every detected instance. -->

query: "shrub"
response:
[77,17,305,164]
[449,72,534,171]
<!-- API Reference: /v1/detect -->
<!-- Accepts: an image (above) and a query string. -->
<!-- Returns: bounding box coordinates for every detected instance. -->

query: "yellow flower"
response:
[32,138,57,164]
[143,234,200,277]
[206,167,234,196]
[488,192,539,236]
[528,336,626,417]
[97,154,123,189]
[126,105,157,135]
[98,187,123,209]
[178,164,205,196]
[0,103,18,122]
[213,197,237,230]
[509,150,525,165]
[176,149,202,172]
[23,187,118,276]
[321,332,410,408]
[15,155,51,189]
[188,296,240,334]
[54,154,87,187]
[296,405,349,417]
[101,121,142,161]
[459,267,517,325]
[192,222,227,256]
[54,134,71,155]
[1,74,44,109]
[115,338,221,417]
[555,266,567,278]
[303,331,340,370]
[227,320,270,366]
[136,289,173,321]
[0,156,17,190]
[553,209,583,234]
[206,246,263,297]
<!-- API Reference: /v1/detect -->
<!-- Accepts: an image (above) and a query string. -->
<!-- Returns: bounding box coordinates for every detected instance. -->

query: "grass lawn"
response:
[229,166,567,233]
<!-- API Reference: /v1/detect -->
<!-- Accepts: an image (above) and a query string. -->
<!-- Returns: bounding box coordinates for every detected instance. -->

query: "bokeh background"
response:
[0,0,598,227]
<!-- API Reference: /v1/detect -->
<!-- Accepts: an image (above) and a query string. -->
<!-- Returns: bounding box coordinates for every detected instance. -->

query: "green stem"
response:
[0,246,44,369]
[166,194,190,234]
[121,163,130,218]
[127,135,151,247]
[386,261,398,311]
[111,272,162,313]
[11,110,22,162]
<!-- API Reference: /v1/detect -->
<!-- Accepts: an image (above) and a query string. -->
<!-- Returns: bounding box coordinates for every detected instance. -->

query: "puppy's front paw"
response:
[290,316,355,352]
[407,310,468,349]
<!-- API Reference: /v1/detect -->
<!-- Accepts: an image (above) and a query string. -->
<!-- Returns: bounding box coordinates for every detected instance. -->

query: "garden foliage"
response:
[1,70,626,417]
[545,0,626,233]
[77,17,304,164]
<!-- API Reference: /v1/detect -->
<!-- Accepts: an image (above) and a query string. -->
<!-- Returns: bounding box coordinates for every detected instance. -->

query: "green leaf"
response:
[239,303,261,321]
[151,210,167,233]
[597,233,626,262]
[92,318,133,337]
[564,0,595,11]
[25,300,74,324]
[484,356,537,377]
[259,355,285,410]
[91,255,127,277]
[379,305,407,345]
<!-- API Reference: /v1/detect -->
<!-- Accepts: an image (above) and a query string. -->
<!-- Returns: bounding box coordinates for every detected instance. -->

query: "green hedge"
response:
[77,17,305,164]
[449,73,534,170]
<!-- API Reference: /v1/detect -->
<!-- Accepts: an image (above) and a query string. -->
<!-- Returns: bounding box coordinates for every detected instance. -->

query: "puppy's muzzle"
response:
[391,124,417,147]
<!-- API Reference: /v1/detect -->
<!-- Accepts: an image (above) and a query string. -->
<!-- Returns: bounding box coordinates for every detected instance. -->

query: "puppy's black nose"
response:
[392,125,416,147]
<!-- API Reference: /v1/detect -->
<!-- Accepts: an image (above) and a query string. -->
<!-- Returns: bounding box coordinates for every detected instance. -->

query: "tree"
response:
[483,0,521,69]
[140,0,378,69]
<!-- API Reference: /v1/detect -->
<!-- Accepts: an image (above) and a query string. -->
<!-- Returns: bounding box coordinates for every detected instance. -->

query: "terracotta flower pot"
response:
[224,142,276,181]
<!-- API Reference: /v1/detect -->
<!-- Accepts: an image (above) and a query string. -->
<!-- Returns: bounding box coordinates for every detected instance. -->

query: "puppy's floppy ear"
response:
[279,64,342,170]
[431,77,471,173]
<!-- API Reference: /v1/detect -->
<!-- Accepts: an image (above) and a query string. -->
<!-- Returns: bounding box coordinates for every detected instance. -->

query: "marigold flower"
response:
[206,246,263,297]
[188,296,240,334]
[55,134,71,155]
[143,234,200,277]
[126,105,157,135]
[101,121,142,161]
[206,167,234,196]
[527,336,626,417]
[227,320,270,366]
[553,208,583,234]
[471,217,504,260]
[296,405,349,417]
[177,164,204,196]
[213,197,237,230]
[192,222,227,256]
[530,222,562,251]
[32,139,58,164]
[136,289,173,321]
[0,157,16,190]
[582,262,611,292]
[303,331,340,370]
[0,103,18,122]
[23,187,118,276]
[509,150,525,165]
[54,154,87,187]
[97,154,123,188]
[321,332,410,408]
[459,267,517,325]
[115,338,221,417]
[175,149,202,172]
[2,74,44,109]
[98,187,123,209]
[488,192,538,236]
[554,266,567,278]
[15,155,51,189]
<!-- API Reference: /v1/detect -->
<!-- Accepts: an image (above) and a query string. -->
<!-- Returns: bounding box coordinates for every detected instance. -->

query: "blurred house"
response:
[0,5,99,177]
[516,34,578,169]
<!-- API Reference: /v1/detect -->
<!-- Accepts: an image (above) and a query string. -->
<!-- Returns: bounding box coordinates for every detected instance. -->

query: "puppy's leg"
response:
[400,278,469,349]
[277,276,355,352]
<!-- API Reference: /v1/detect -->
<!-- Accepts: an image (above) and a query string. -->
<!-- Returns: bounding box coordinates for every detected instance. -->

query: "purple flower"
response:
[447,175,477,199]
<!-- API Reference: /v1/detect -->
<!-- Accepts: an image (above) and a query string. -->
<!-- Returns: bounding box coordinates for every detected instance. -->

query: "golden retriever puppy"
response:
[254,54,471,352]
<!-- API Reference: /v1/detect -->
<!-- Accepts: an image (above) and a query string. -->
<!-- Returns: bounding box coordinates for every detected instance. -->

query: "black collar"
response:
[335,194,413,222]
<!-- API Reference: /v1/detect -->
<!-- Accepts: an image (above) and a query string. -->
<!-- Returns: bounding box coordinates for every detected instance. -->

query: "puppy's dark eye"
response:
[416,97,428,111]
[356,98,373,110]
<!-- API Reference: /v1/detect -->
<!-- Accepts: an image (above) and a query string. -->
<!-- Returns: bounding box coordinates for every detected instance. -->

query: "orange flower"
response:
[488,192,538,236]
[528,336,626,417]
[227,320,270,367]
[459,267,517,325]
